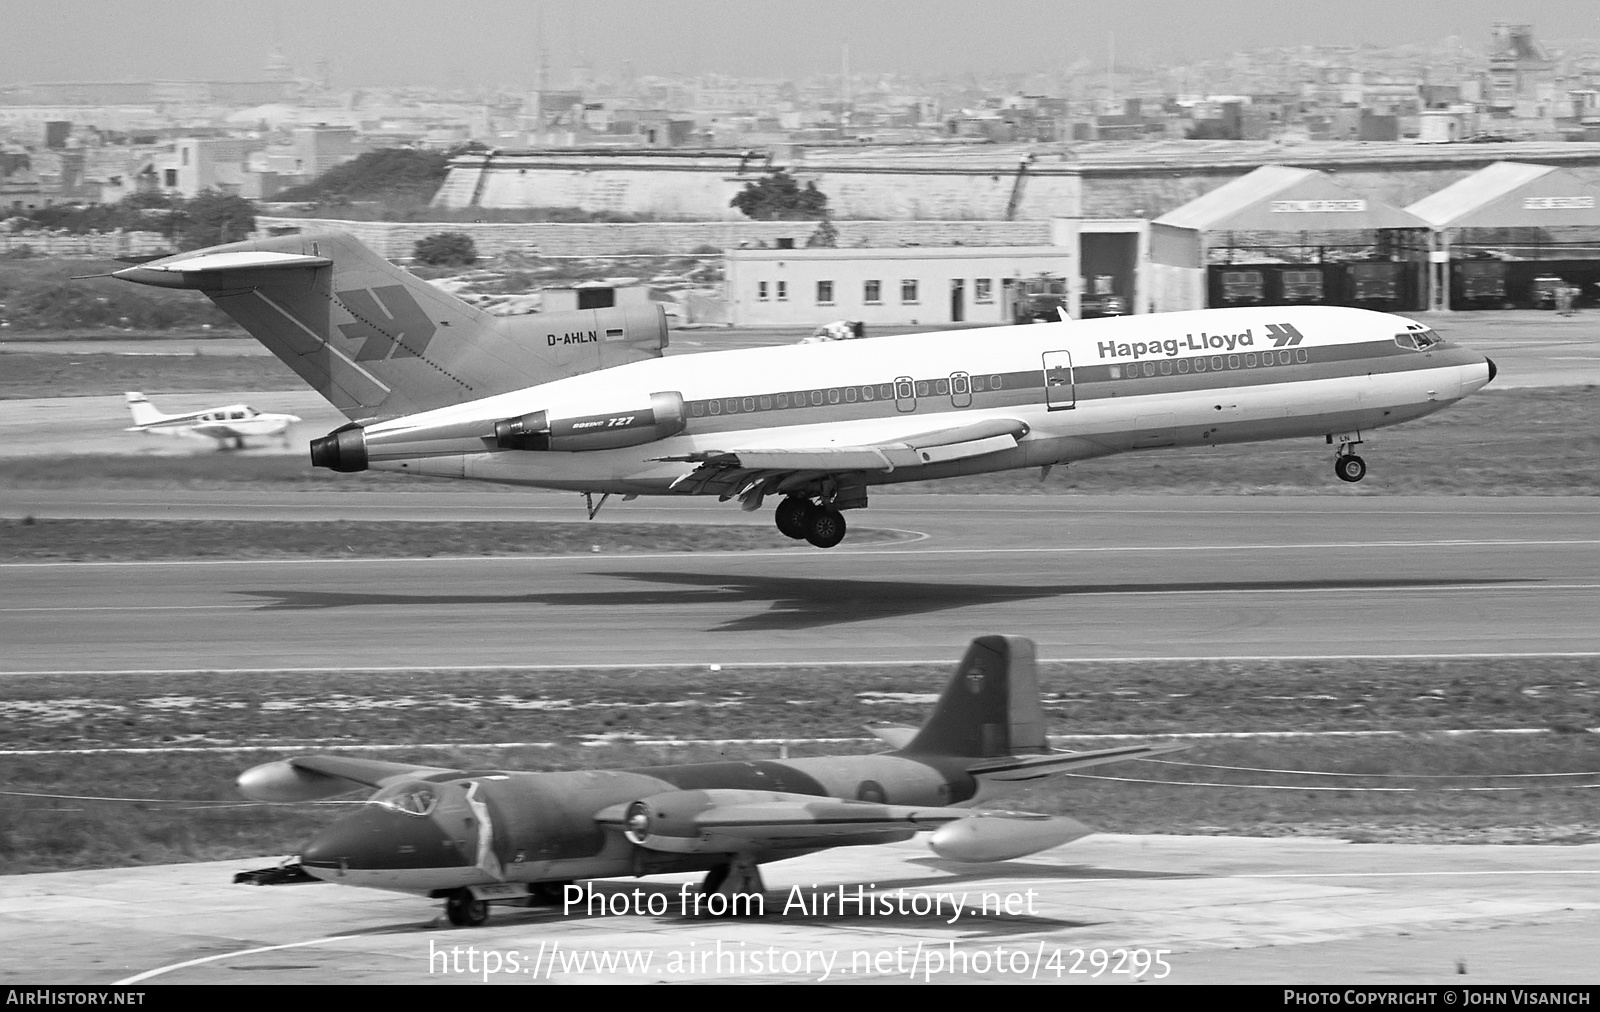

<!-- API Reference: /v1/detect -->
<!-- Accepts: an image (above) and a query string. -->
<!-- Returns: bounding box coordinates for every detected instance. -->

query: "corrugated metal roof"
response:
[1152,166,1316,231]
[1405,161,1556,227]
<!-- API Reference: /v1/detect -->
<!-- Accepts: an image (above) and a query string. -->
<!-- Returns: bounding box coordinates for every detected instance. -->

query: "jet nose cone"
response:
[1486,357,1497,384]
[300,807,462,873]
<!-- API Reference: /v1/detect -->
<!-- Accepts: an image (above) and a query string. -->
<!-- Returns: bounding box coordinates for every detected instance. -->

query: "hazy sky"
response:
[5,0,1600,88]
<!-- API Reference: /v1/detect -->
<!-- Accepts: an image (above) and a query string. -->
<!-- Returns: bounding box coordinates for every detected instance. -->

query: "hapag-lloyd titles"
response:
[1098,329,1256,361]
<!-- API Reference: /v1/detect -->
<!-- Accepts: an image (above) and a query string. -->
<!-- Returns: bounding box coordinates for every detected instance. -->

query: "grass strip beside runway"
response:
[2,657,1596,872]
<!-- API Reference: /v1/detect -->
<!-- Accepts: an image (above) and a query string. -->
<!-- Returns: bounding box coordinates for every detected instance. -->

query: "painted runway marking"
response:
[3,582,1596,617]
[115,933,368,984]
[25,501,1600,519]
[1,537,1597,568]
[4,651,1598,677]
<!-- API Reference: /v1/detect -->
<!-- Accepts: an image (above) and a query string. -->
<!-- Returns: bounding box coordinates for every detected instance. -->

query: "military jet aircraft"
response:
[235,635,1184,927]
[124,392,300,449]
[112,230,1494,548]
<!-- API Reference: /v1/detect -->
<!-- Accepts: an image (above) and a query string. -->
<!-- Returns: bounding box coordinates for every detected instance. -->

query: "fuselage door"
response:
[949,371,971,408]
[894,375,916,413]
[1042,351,1075,410]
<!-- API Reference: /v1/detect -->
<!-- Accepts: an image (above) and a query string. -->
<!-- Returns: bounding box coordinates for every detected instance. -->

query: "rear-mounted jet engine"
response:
[495,391,686,452]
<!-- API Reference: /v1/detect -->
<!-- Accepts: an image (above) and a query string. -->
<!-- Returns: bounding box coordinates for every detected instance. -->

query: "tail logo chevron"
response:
[1265,322,1305,348]
[336,286,438,362]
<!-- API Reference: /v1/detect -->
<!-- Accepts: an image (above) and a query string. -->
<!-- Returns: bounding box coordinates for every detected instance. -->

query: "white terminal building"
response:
[724,220,1152,327]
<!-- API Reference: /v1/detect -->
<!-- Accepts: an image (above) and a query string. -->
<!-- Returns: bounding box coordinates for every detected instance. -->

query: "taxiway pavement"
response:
[2,835,1595,985]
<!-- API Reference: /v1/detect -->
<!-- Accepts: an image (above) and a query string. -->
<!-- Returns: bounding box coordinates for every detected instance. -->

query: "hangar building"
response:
[1148,165,1431,314]
[1406,161,1600,310]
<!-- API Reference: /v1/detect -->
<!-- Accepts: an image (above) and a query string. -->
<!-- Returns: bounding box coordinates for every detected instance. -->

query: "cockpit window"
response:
[1394,329,1441,351]
[369,782,438,816]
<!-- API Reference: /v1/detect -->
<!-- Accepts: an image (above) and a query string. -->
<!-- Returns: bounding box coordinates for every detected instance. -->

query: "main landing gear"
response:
[441,879,573,926]
[696,856,766,916]
[445,888,489,927]
[774,496,847,549]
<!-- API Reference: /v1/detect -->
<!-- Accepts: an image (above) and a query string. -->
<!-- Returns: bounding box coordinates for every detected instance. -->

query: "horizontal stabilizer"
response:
[116,250,333,280]
[966,741,1190,782]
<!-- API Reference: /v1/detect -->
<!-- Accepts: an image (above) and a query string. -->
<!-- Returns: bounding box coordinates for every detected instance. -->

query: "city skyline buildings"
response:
[3,0,1600,92]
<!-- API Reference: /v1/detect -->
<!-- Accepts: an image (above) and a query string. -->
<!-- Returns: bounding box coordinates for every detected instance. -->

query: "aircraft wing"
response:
[866,724,918,749]
[595,787,1092,861]
[594,788,969,853]
[237,755,463,803]
[965,741,1190,783]
[663,417,1029,501]
[189,423,249,440]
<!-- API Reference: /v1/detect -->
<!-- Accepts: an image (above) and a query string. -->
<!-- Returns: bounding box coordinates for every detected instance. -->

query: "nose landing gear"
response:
[1329,433,1367,484]
[1335,454,1367,483]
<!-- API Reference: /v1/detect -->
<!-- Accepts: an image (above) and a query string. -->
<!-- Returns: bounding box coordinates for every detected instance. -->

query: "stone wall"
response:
[440,155,1085,221]
[254,217,1052,259]
[0,231,167,257]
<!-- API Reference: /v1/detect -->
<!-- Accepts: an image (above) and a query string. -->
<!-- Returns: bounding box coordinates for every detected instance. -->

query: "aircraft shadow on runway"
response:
[236,573,1534,632]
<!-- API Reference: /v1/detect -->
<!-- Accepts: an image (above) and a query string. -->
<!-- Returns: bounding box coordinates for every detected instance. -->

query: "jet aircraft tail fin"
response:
[124,392,167,428]
[112,230,669,423]
[899,635,1050,759]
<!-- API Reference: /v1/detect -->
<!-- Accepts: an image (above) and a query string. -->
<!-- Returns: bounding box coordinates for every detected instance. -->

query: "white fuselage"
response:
[131,405,299,444]
[357,306,1493,494]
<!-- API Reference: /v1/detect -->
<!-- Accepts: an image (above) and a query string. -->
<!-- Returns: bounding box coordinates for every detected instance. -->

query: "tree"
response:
[274,148,452,203]
[805,218,839,248]
[176,191,257,250]
[730,170,829,221]
[414,232,478,266]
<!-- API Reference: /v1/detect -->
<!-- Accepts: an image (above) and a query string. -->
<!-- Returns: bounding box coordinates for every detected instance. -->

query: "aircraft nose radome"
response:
[1486,358,1497,384]
[300,807,461,871]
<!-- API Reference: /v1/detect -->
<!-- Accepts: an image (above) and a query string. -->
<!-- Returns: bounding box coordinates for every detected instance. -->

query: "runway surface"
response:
[3,835,1596,985]
[3,313,1597,985]
[2,494,1597,672]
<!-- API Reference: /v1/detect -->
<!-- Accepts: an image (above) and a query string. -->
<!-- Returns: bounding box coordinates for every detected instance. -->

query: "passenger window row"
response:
[1107,348,1310,380]
[687,374,1009,418]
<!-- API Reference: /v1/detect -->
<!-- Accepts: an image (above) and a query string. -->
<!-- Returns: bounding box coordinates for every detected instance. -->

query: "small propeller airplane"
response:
[112,231,1495,547]
[234,635,1185,927]
[124,392,300,449]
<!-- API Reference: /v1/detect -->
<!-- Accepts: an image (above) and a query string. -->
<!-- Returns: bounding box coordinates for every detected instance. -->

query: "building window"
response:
[975,278,993,303]
[776,280,787,302]
[901,279,919,303]
[758,281,769,301]
[864,280,881,304]
[163,169,178,187]
[817,280,834,305]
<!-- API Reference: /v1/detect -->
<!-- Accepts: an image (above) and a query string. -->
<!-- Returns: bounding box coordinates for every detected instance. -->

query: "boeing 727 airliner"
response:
[113,231,1495,548]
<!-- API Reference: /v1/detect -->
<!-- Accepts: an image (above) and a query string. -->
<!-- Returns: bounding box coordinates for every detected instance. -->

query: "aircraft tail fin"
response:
[899,636,1049,759]
[124,392,167,428]
[112,230,669,422]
